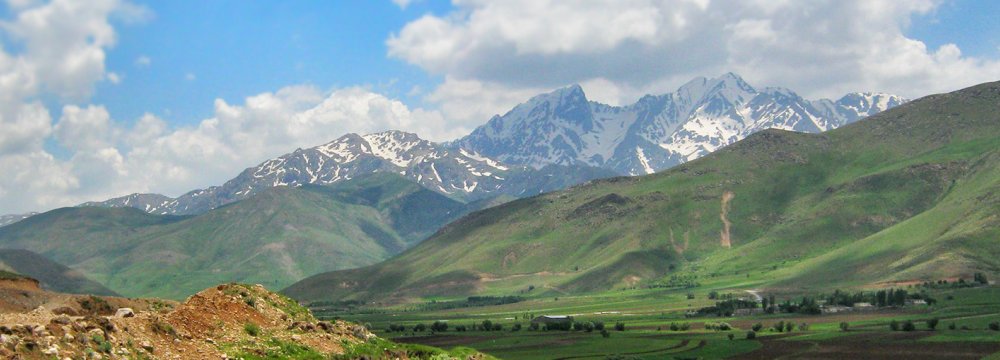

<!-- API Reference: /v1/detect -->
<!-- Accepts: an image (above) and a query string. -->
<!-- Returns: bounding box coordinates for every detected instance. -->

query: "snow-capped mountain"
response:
[0,212,38,228]
[88,131,615,215]
[456,73,906,175]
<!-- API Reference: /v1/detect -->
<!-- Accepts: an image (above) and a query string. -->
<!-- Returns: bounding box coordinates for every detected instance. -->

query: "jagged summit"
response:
[457,73,906,175]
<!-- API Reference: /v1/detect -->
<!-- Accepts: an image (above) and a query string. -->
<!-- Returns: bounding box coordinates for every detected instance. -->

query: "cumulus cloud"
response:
[391,0,1000,108]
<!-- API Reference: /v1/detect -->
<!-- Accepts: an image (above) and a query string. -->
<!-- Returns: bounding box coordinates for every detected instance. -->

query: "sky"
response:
[1,0,999,214]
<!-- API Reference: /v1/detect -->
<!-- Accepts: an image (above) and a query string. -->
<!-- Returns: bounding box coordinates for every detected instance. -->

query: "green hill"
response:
[283,80,1000,303]
[0,249,118,296]
[0,174,490,299]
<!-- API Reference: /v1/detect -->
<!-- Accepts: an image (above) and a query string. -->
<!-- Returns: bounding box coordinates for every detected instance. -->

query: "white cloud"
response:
[107,71,122,84]
[390,0,1000,106]
[391,0,414,9]
[134,55,151,67]
[184,72,196,81]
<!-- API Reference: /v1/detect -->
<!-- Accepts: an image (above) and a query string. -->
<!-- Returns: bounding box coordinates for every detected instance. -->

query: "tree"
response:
[774,321,785,333]
[583,322,595,332]
[669,323,680,331]
[708,291,719,300]
[889,320,900,331]
[511,323,522,332]
[728,333,735,341]
[752,323,763,332]
[902,320,916,332]
[481,320,493,331]
[746,331,756,340]
[989,322,1000,331]
[413,323,427,332]
[594,321,605,331]
[431,321,448,332]
[785,322,795,332]
[614,322,626,331]
[601,329,611,338]
[974,272,989,285]
[839,322,849,332]
[529,322,539,331]
[927,318,939,331]
[799,323,809,331]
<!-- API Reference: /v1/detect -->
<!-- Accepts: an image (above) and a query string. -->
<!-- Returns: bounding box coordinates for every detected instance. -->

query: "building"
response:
[906,299,928,306]
[821,305,851,314]
[853,302,875,311]
[733,308,764,316]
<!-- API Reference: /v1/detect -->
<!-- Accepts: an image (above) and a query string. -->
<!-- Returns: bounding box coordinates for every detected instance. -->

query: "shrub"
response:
[680,323,690,331]
[948,323,956,330]
[728,333,735,341]
[927,318,939,330]
[902,320,916,332]
[669,323,680,331]
[431,321,448,332]
[583,322,595,332]
[573,322,584,331]
[719,322,732,331]
[529,322,539,331]
[785,322,795,332]
[746,331,756,340]
[492,323,503,331]
[454,325,467,332]
[839,322,849,332]
[594,321,605,331]
[989,322,1000,331]
[601,329,610,338]
[889,320,900,331]
[511,323,522,332]
[413,323,427,332]
[799,323,809,331]
[752,323,763,332]
[481,320,493,331]
[244,323,261,337]
[774,321,785,333]
[614,322,625,331]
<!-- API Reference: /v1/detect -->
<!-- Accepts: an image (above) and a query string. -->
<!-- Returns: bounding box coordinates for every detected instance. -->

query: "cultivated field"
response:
[319,286,1000,359]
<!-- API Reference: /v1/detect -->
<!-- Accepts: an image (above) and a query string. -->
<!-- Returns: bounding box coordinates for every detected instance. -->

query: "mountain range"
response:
[456,72,905,175]
[283,80,999,303]
[0,73,913,300]
[2,73,902,223]
[0,174,505,299]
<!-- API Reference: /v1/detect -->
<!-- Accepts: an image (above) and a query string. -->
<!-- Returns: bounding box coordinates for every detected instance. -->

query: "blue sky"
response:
[88,0,1000,129]
[96,1,452,126]
[1,0,999,214]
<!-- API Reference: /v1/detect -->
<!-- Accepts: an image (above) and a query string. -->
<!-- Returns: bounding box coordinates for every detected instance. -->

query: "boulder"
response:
[114,308,135,318]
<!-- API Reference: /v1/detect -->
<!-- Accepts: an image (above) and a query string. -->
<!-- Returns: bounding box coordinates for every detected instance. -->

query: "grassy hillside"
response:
[0,174,489,299]
[284,80,1000,303]
[0,249,118,296]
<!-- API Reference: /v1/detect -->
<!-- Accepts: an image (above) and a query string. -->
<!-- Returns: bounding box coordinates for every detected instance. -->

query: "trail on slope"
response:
[720,191,735,248]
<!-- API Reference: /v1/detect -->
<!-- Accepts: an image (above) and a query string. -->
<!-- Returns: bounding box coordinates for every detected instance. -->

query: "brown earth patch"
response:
[720,191,735,248]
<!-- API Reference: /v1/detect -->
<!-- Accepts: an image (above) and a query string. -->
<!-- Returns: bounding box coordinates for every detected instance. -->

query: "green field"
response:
[322,285,1000,359]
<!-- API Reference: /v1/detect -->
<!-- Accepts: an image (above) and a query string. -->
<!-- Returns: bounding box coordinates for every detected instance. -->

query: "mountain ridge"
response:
[282,79,997,304]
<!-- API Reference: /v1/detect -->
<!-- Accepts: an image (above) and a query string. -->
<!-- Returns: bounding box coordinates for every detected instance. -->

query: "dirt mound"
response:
[0,283,375,359]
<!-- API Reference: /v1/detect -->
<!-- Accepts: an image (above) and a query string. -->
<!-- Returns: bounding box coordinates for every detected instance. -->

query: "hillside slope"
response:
[0,249,118,296]
[0,174,490,299]
[284,80,1000,303]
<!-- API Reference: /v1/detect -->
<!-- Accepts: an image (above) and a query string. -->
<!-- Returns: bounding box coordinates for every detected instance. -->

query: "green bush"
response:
[927,318,939,330]
[431,321,448,332]
[839,322,849,332]
[244,323,261,337]
[988,322,999,331]
[727,333,735,341]
[752,323,763,332]
[600,329,610,338]
[889,320,900,331]
[902,320,916,332]
[614,322,625,331]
